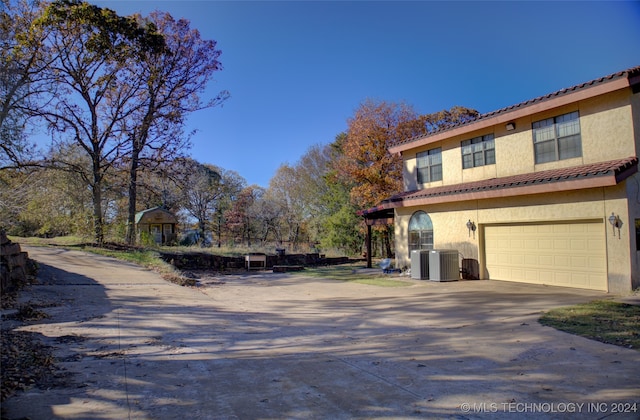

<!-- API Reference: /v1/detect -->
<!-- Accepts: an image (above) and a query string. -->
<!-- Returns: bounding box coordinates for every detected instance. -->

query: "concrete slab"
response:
[2,246,639,419]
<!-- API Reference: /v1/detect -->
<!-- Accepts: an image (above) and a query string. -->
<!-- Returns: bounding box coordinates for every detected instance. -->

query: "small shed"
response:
[135,207,178,245]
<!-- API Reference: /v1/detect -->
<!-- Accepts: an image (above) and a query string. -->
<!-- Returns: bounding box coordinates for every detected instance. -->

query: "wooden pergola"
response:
[358,206,395,268]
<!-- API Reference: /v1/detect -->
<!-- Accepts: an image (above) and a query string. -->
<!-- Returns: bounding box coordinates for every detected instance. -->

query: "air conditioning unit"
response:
[428,250,459,282]
[410,250,430,280]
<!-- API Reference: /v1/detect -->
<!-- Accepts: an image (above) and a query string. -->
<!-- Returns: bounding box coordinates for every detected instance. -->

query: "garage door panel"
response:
[555,272,572,284]
[569,255,587,268]
[570,239,586,250]
[537,225,552,233]
[539,239,553,249]
[554,239,568,249]
[588,257,605,269]
[485,222,606,291]
[587,239,602,250]
[539,255,553,265]
[524,270,540,281]
[554,255,570,266]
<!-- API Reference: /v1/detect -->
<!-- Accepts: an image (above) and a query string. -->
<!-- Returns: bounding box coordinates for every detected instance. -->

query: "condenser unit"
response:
[410,249,430,280]
[428,250,459,282]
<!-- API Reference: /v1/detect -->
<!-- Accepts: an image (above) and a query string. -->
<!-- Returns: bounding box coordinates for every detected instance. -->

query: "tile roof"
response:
[392,66,640,149]
[371,157,638,210]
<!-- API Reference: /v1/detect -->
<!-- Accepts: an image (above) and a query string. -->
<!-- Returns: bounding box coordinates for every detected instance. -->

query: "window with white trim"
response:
[461,134,495,169]
[532,111,581,164]
[409,211,433,252]
[416,148,442,184]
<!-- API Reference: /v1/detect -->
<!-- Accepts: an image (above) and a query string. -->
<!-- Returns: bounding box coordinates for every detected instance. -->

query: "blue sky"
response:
[91,0,640,187]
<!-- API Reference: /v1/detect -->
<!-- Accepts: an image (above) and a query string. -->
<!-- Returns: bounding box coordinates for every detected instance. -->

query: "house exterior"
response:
[135,207,178,245]
[362,66,640,293]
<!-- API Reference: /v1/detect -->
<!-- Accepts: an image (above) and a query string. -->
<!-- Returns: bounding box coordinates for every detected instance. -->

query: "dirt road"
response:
[2,246,639,419]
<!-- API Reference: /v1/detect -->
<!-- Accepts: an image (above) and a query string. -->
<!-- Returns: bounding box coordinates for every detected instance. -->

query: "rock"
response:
[0,231,31,294]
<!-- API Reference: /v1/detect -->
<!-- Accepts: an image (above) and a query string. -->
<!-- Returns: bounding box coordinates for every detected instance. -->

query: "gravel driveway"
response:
[2,246,639,419]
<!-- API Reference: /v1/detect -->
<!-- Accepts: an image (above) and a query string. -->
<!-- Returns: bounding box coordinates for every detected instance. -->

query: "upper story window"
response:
[416,148,442,184]
[532,111,581,164]
[461,134,495,169]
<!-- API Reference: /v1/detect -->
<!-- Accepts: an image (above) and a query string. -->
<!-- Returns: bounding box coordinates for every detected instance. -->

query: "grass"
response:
[303,263,412,287]
[539,299,640,350]
[11,235,89,247]
[12,236,402,287]
[11,235,192,286]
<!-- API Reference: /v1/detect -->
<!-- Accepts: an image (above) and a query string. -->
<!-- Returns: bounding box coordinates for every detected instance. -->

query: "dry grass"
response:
[303,263,412,287]
[539,299,640,350]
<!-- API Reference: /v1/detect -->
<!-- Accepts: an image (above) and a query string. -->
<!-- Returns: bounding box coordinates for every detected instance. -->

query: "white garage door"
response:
[485,222,607,291]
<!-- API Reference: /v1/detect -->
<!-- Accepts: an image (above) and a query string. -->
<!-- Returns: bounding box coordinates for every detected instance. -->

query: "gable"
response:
[135,207,178,225]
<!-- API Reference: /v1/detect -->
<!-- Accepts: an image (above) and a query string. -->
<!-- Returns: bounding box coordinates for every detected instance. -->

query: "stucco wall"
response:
[401,89,635,189]
[394,185,633,292]
[629,90,640,291]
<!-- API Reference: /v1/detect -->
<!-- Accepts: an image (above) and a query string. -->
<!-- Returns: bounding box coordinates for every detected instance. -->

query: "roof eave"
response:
[394,172,633,209]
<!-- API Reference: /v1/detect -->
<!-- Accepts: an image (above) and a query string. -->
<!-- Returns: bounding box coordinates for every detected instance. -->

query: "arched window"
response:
[409,211,433,252]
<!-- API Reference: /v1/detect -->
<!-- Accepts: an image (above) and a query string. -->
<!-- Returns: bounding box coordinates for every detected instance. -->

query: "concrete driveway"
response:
[2,246,639,419]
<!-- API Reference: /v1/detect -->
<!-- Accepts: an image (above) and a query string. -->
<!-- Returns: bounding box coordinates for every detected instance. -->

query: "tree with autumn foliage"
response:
[337,99,478,257]
[338,100,422,209]
[225,185,265,247]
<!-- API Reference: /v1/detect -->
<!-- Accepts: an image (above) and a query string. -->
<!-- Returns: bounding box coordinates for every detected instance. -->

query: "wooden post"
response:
[366,224,372,268]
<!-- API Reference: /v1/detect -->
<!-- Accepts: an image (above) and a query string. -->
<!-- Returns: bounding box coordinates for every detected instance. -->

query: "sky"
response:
[87,0,640,188]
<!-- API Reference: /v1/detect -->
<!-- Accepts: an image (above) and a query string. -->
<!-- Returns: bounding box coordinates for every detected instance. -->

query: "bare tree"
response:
[266,164,308,250]
[122,11,229,244]
[175,159,222,246]
[33,0,165,244]
[0,0,54,169]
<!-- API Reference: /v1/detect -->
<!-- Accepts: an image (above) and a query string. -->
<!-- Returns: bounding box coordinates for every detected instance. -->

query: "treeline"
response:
[1,0,477,257]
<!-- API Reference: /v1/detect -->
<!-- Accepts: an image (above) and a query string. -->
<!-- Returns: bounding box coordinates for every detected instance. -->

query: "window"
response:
[409,211,433,252]
[533,111,581,164]
[462,134,495,169]
[416,148,442,184]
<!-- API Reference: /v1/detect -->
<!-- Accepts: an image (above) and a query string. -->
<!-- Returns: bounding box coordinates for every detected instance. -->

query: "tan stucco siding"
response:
[633,89,640,155]
[630,91,640,290]
[401,89,635,190]
[626,173,640,290]
[580,90,635,163]
[602,182,635,293]
[493,127,535,178]
[394,185,633,292]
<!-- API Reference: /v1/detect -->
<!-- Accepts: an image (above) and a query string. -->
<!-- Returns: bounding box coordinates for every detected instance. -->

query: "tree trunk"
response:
[216,213,222,248]
[126,148,140,245]
[245,217,251,247]
[198,218,206,246]
[88,141,104,245]
[384,225,393,258]
[91,176,104,246]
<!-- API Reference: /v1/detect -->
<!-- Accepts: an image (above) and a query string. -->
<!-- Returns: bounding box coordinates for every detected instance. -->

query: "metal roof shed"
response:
[135,207,178,245]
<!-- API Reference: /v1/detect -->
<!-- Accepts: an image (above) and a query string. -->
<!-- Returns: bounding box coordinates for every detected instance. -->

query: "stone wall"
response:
[159,251,351,271]
[0,231,30,294]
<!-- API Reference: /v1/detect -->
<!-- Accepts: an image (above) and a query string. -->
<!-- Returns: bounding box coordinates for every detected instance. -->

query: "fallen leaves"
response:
[0,329,57,401]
